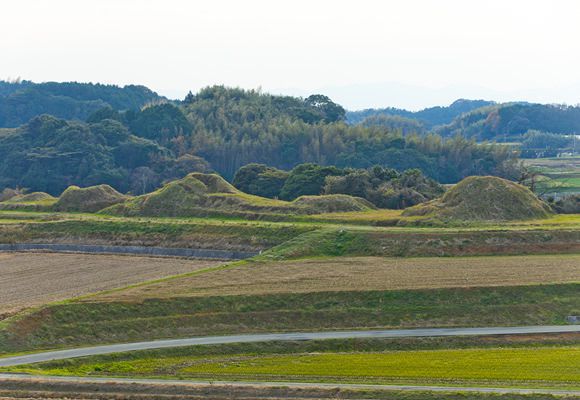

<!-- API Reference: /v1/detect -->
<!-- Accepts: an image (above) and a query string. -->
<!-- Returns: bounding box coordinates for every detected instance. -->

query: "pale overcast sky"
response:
[2,0,580,110]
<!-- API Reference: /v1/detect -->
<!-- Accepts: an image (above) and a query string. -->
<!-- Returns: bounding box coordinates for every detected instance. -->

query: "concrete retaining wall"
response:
[0,243,258,260]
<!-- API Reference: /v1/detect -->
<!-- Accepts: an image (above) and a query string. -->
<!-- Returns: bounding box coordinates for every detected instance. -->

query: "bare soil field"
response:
[0,253,221,317]
[92,254,580,302]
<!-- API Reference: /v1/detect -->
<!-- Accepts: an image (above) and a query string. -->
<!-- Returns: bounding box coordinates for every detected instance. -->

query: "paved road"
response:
[0,373,578,396]
[1,325,579,367]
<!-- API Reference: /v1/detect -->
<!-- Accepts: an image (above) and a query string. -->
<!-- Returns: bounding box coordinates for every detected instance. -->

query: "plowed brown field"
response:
[0,252,221,316]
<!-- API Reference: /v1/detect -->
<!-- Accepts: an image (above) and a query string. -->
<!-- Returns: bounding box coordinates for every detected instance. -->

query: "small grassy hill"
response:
[403,176,552,222]
[0,192,57,211]
[54,185,128,213]
[5,192,55,203]
[103,173,374,218]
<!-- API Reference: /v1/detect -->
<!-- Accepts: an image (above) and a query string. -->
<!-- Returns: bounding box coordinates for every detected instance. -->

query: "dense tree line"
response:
[231,163,289,199]
[520,130,575,158]
[0,85,522,195]
[0,81,162,127]
[175,87,518,182]
[324,166,444,209]
[233,163,444,208]
[0,115,207,195]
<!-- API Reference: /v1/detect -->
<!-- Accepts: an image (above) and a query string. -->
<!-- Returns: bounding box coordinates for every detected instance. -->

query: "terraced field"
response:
[0,253,221,317]
[1,204,579,397]
[90,254,580,301]
[524,157,580,196]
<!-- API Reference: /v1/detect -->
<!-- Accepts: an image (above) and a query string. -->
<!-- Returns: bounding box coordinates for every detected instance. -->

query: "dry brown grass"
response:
[0,252,222,316]
[93,254,580,302]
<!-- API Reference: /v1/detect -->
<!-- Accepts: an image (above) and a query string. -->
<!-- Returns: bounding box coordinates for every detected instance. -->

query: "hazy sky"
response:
[2,0,580,110]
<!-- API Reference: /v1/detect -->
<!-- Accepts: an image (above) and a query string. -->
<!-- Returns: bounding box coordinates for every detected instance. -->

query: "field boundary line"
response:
[0,373,578,396]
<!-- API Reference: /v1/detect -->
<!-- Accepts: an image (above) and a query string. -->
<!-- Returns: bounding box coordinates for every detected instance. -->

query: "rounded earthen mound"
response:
[54,185,128,213]
[403,176,552,221]
[293,194,376,213]
[6,192,55,203]
[187,173,238,194]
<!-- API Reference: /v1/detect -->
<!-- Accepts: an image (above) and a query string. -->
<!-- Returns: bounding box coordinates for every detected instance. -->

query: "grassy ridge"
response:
[261,227,580,259]
[2,211,579,257]
[2,284,577,353]
[0,216,315,251]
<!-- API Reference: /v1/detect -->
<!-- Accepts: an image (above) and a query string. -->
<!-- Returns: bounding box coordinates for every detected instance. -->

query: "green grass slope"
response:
[1,283,577,353]
[404,176,552,222]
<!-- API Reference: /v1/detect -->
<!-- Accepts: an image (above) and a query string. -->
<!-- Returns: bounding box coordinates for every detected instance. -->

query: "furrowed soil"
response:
[0,253,222,318]
[91,254,580,302]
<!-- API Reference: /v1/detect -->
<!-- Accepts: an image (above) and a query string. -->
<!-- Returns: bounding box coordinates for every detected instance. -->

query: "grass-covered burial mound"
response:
[404,176,552,222]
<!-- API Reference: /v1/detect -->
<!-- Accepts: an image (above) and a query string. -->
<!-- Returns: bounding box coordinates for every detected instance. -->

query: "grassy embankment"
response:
[0,211,316,251]
[1,282,578,353]
[1,211,579,257]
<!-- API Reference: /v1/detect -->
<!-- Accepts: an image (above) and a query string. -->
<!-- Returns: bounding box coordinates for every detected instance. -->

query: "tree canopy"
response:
[0,85,523,196]
[232,162,444,209]
[0,115,206,195]
[0,81,162,128]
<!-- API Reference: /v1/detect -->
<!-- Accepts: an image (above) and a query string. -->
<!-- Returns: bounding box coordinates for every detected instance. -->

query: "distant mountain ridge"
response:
[347,99,496,128]
[0,80,164,127]
[349,99,580,142]
[434,102,580,140]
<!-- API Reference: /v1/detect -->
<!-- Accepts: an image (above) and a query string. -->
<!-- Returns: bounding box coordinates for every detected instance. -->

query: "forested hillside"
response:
[0,115,208,195]
[177,87,517,181]
[436,103,580,140]
[347,99,495,128]
[0,80,163,127]
[0,84,521,195]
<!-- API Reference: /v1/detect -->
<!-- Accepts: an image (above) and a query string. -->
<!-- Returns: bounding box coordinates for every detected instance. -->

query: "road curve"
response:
[1,325,579,367]
[0,374,578,396]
